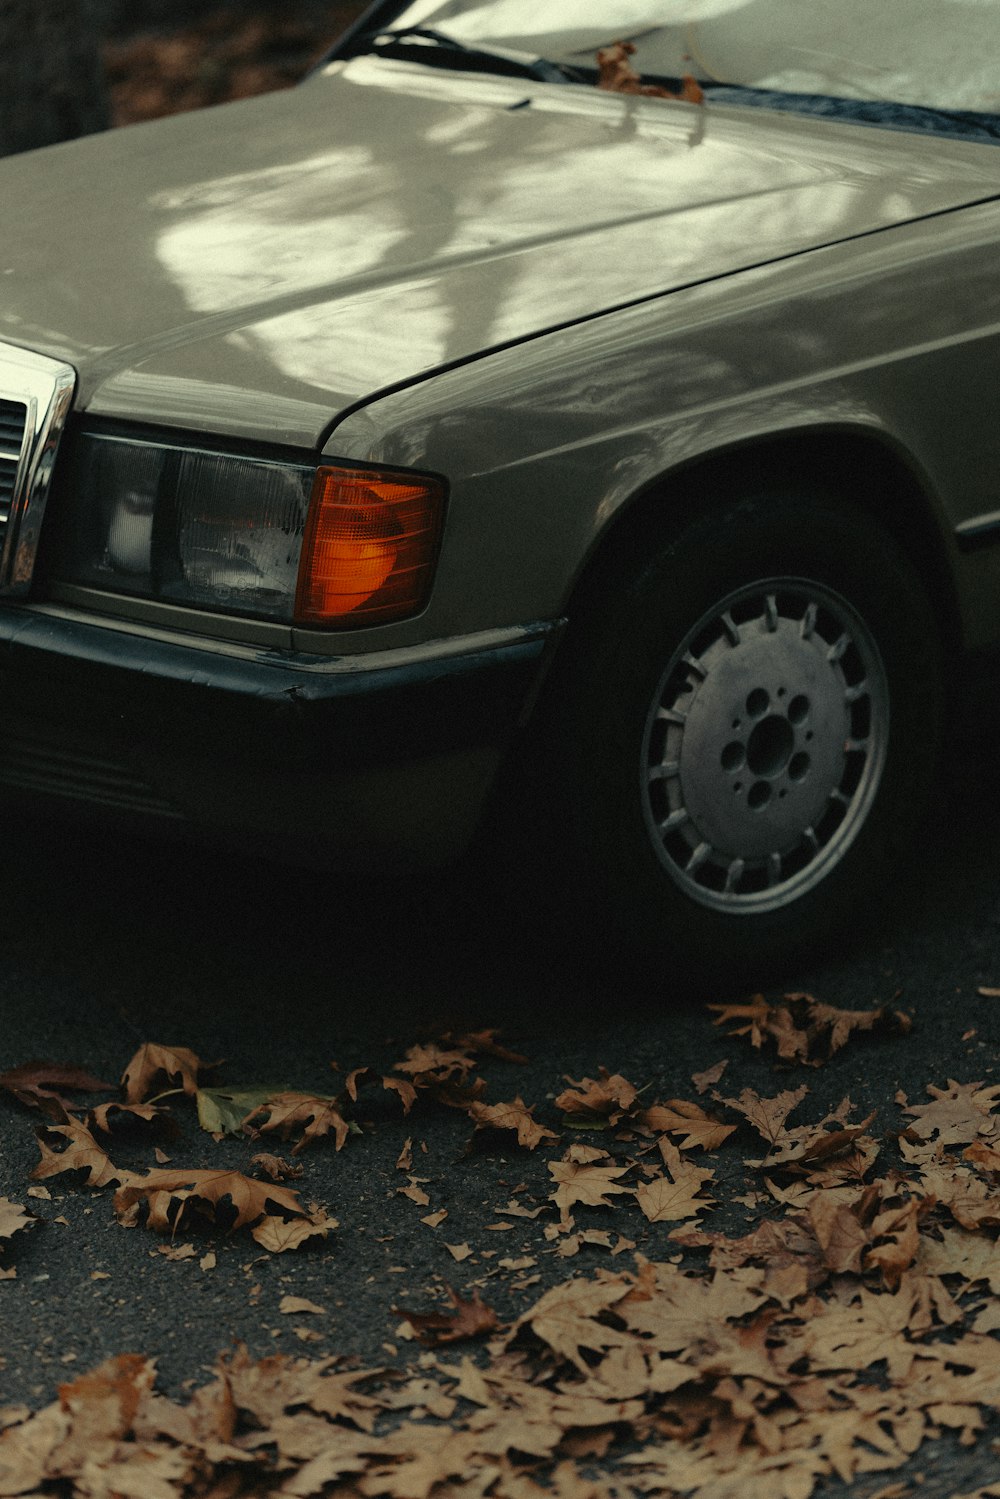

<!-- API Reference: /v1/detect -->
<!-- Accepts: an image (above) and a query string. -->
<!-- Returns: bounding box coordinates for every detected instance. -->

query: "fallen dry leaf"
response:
[242,1091,353,1155]
[250,1213,337,1253]
[555,1070,639,1126]
[0,1198,35,1246]
[32,1117,122,1189]
[691,1059,729,1095]
[711,993,911,1065]
[394,1287,499,1346]
[250,1152,303,1182]
[640,1098,736,1152]
[121,1043,215,1104]
[398,1179,431,1207]
[548,1147,631,1227]
[0,1061,112,1120]
[112,1167,310,1236]
[717,1084,810,1152]
[902,1079,1000,1147]
[635,1141,715,1224]
[88,1101,179,1138]
[467,1096,558,1150]
[279,1295,326,1316]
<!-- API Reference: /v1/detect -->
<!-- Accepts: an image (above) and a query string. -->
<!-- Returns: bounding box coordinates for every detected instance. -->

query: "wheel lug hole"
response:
[789,752,810,782]
[746,715,794,778]
[788,694,810,725]
[748,781,771,810]
[746,688,769,718]
[720,741,745,773]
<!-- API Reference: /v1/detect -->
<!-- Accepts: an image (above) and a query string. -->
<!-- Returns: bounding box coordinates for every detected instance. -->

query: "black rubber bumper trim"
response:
[0,608,565,770]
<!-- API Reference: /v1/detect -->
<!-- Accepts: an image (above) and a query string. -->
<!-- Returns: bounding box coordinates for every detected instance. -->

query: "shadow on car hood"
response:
[1,55,998,448]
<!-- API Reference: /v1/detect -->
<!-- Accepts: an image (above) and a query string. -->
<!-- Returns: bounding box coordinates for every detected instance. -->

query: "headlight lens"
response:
[46,432,445,627]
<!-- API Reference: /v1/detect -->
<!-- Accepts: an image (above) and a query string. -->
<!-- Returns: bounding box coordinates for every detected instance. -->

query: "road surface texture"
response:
[1,741,999,1498]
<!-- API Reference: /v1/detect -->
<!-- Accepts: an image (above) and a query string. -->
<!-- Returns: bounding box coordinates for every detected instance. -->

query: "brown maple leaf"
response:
[88,1101,179,1138]
[618,1257,770,1354]
[121,1044,216,1104]
[548,1147,631,1227]
[761,1110,878,1174]
[394,1287,498,1346]
[919,1167,1000,1232]
[507,1272,638,1373]
[716,1085,809,1151]
[636,1141,715,1224]
[863,1194,935,1291]
[448,1029,527,1064]
[393,1042,476,1083]
[113,1167,308,1234]
[555,1070,639,1125]
[672,1217,826,1291]
[32,1117,123,1188]
[917,1225,1000,1292]
[390,1043,486,1109]
[242,1092,352,1155]
[793,994,912,1058]
[0,1197,35,1245]
[298,1367,387,1432]
[691,1060,729,1095]
[964,1139,1000,1175]
[344,1067,417,1115]
[708,995,775,1049]
[467,1096,558,1150]
[902,1080,1000,1147]
[0,1060,112,1120]
[806,1189,874,1276]
[711,994,910,1066]
[802,1281,931,1381]
[640,1099,736,1152]
[250,1213,337,1253]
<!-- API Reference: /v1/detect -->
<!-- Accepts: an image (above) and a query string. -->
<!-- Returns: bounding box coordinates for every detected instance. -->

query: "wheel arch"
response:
[562,425,961,655]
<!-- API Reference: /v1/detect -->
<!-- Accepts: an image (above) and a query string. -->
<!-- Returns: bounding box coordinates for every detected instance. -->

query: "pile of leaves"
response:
[4,993,1000,1498]
[1,1031,536,1252]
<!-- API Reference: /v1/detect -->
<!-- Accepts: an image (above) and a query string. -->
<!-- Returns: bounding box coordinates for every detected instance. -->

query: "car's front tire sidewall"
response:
[558,493,942,985]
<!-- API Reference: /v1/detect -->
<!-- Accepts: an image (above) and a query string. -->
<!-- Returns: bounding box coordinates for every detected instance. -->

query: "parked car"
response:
[1,0,998,976]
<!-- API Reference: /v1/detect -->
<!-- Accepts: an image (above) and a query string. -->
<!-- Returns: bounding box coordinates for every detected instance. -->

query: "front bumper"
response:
[0,606,564,870]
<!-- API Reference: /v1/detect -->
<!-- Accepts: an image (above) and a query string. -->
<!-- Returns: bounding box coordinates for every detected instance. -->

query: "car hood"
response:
[1,55,998,449]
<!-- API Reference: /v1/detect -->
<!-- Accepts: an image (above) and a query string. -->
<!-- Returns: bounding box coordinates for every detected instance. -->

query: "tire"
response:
[547,490,943,984]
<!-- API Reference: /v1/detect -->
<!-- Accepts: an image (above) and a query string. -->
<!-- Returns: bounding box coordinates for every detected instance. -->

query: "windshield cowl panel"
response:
[364,0,1000,125]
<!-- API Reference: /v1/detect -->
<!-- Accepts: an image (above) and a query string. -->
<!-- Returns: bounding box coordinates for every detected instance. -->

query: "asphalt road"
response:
[1,739,1000,1497]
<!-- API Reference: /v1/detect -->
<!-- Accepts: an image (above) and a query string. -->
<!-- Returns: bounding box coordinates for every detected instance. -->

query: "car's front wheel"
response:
[550,490,943,982]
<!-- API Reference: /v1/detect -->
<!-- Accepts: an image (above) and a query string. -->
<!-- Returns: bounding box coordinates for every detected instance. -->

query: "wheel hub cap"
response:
[642,581,889,913]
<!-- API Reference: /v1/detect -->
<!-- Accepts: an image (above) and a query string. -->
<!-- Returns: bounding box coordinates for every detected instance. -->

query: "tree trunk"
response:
[0,0,109,157]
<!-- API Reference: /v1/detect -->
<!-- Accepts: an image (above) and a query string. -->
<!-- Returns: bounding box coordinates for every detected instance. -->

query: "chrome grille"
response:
[0,398,26,525]
[0,345,75,594]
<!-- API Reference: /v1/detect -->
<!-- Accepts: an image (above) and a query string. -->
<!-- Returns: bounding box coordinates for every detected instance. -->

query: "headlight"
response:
[45,432,445,627]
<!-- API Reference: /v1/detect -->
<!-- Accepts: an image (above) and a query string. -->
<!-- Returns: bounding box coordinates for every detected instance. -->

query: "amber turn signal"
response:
[294,466,445,626]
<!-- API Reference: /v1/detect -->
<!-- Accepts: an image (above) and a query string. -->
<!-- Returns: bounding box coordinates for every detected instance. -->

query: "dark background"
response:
[0,0,369,156]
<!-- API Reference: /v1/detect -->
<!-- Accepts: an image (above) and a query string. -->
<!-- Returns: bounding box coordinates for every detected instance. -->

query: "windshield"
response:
[372,0,1000,118]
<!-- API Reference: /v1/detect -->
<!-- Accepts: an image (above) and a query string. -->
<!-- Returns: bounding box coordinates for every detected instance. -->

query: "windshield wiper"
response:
[357,26,584,86]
